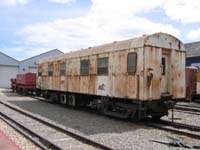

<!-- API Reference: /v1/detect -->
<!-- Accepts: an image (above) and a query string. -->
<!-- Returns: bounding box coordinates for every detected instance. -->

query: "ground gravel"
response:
[1,89,200,150]
[0,118,39,150]
[162,102,200,127]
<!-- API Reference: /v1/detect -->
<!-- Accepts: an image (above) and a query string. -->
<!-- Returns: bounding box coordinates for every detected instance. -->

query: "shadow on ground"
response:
[1,89,147,135]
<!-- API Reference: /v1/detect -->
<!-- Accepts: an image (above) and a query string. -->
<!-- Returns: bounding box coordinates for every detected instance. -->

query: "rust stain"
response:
[36,33,185,101]
[186,67,197,100]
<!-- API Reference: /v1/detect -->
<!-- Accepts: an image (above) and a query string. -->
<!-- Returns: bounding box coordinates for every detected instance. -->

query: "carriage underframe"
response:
[36,89,179,120]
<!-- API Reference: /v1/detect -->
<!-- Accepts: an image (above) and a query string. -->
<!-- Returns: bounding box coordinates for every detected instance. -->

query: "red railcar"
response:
[14,73,36,94]
[185,66,197,101]
[16,73,36,86]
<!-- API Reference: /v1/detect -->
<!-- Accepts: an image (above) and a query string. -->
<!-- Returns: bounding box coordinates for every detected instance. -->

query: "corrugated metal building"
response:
[0,49,63,88]
[185,41,200,66]
[0,52,19,88]
[19,49,63,73]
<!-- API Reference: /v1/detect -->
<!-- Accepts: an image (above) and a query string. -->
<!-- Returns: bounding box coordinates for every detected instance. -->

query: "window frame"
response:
[97,57,109,75]
[38,67,42,77]
[60,63,66,76]
[48,64,53,76]
[127,52,137,74]
[161,57,166,76]
[80,59,90,76]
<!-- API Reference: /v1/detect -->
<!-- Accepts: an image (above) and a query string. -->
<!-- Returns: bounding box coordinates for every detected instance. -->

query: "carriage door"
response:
[161,54,168,93]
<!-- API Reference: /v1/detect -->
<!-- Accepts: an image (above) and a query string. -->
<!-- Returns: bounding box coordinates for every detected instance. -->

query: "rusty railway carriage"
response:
[36,33,186,120]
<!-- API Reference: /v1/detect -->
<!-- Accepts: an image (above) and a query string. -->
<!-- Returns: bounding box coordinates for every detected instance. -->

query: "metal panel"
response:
[144,47,162,100]
[196,69,200,94]
[96,76,109,96]
[136,48,144,100]
[186,67,197,100]
[88,55,96,94]
[0,66,19,88]
[171,50,185,98]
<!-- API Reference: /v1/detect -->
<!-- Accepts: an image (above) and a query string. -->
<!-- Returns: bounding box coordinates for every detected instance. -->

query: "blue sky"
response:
[0,0,200,60]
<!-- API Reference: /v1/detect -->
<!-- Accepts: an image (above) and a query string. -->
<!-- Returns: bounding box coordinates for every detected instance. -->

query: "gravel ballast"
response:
[163,102,200,126]
[0,118,39,150]
[1,89,200,150]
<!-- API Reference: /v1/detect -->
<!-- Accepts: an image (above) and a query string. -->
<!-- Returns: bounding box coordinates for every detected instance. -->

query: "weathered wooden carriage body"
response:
[36,33,185,120]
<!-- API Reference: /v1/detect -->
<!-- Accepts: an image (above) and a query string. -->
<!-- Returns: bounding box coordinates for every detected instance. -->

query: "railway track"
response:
[176,103,200,109]
[175,104,200,114]
[34,96,200,141]
[2,92,200,148]
[0,100,113,150]
[32,96,200,140]
[146,119,200,140]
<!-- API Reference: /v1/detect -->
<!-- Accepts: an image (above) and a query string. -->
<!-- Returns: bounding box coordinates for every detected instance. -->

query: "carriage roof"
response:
[37,32,185,64]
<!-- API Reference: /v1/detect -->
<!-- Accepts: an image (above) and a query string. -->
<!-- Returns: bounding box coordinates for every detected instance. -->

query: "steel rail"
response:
[146,122,200,140]
[176,103,200,109]
[174,109,200,115]
[158,120,200,131]
[32,96,200,139]
[0,112,62,150]
[174,106,200,113]
[0,100,113,150]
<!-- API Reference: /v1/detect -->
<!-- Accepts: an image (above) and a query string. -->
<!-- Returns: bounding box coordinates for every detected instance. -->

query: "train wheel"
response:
[49,93,58,103]
[68,95,76,106]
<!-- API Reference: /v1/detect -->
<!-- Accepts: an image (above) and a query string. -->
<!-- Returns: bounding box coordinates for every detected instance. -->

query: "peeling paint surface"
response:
[36,33,185,100]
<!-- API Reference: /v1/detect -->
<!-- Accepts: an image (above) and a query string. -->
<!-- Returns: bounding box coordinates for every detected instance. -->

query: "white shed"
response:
[0,52,19,88]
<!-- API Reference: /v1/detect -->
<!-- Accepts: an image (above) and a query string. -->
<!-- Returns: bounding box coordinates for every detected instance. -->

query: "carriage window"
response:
[38,67,42,76]
[127,52,137,74]
[60,63,66,76]
[80,60,89,75]
[97,57,108,75]
[162,57,166,75]
[48,64,53,76]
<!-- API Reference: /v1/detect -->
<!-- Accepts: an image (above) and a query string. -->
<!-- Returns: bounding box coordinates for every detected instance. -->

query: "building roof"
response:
[0,52,19,66]
[20,49,63,63]
[185,41,200,58]
[0,49,63,67]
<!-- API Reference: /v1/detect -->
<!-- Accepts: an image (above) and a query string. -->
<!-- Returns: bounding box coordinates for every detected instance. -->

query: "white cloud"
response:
[0,0,28,6]
[187,28,200,40]
[163,0,200,23]
[19,0,180,54]
[48,0,76,4]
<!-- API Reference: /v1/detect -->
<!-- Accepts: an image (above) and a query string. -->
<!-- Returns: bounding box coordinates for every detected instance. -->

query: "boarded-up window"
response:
[60,63,66,76]
[38,67,42,76]
[80,60,89,75]
[97,57,108,75]
[127,52,137,74]
[48,64,53,76]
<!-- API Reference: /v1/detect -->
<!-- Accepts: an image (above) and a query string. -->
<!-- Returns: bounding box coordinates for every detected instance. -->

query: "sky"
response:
[1,0,200,60]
